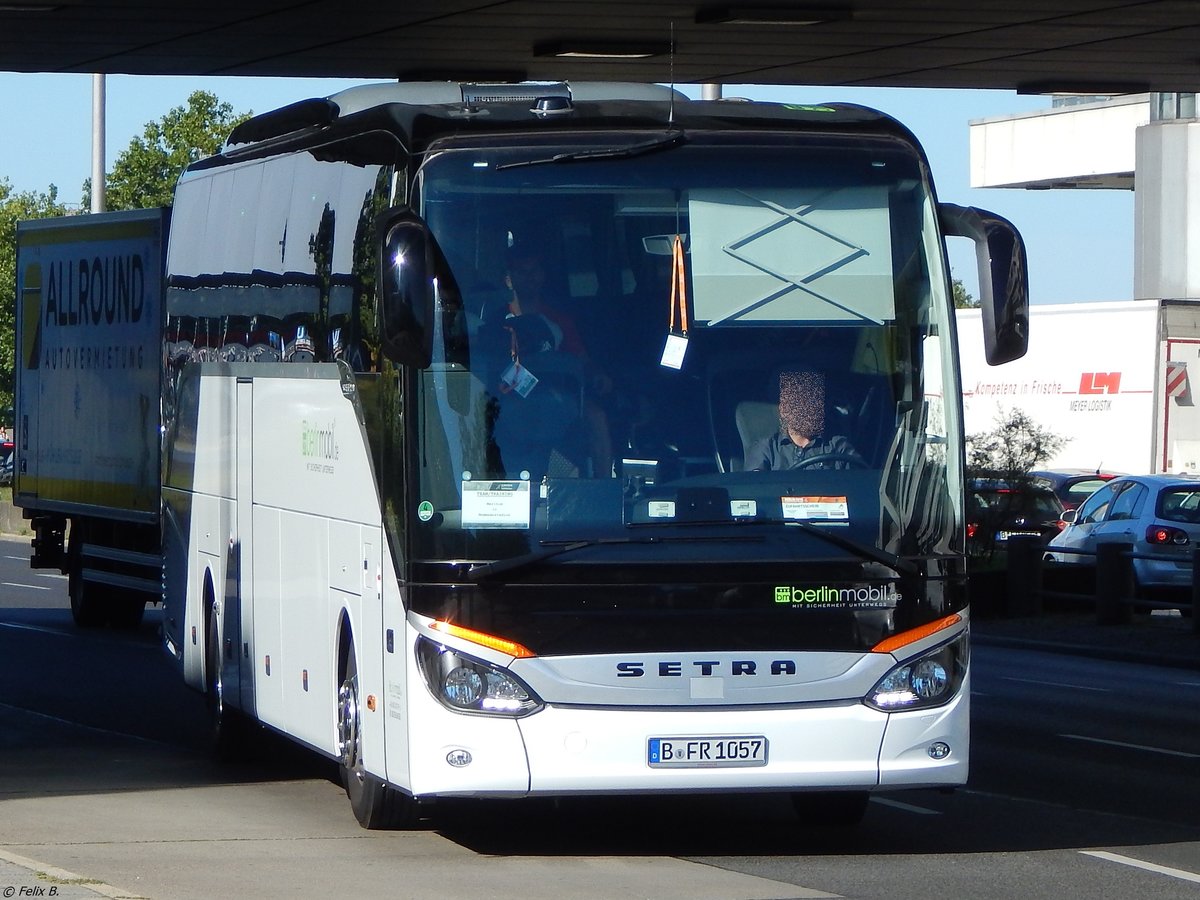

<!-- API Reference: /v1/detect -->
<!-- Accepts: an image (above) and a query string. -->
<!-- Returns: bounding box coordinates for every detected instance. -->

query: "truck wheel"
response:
[337,643,419,829]
[107,596,146,630]
[68,570,106,628]
[791,791,870,827]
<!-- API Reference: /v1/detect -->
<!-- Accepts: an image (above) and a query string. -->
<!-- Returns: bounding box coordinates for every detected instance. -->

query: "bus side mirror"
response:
[377,209,435,368]
[940,204,1029,366]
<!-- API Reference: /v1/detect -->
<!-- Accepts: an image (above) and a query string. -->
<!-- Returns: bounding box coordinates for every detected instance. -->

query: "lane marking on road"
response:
[1,580,52,591]
[1081,850,1200,885]
[0,846,141,899]
[1002,676,1111,692]
[1059,733,1200,758]
[36,571,68,580]
[0,620,158,650]
[0,700,164,746]
[870,797,940,815]
[0,620,73,636]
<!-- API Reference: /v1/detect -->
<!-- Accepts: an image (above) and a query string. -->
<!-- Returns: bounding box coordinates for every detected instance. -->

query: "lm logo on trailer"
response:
[1078,372,1122,395]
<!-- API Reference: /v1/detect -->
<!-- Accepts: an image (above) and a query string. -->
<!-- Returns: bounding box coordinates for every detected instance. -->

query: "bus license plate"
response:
[648,736,768,768]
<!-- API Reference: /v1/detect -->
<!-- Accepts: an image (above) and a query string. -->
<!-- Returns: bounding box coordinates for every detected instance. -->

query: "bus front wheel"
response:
[337,641,419,829]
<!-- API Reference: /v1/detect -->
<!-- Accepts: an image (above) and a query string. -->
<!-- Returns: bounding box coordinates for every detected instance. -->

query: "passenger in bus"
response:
[504,245,614,477]
[746,370,865,471]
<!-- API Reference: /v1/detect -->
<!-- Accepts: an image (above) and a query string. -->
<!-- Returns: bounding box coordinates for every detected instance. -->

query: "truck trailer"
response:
[14,208,169,627]
[957,299,1200,475]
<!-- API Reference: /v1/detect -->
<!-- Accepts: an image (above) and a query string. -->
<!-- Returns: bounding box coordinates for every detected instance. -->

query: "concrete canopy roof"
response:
[1,1,1198,92]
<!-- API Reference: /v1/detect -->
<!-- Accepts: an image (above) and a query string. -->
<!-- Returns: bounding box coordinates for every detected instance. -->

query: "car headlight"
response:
[864,632,968,712]
[416,635,542,716]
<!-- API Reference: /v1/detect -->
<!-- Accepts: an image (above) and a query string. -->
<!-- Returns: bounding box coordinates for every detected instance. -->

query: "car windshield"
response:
[406,132,963,567]
[971,488,1059,517]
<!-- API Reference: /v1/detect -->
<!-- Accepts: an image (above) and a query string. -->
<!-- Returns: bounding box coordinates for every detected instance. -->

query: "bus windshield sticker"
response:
[781,495,849,521]
[648,501,676,518]
[730,499,757,517]
[462,480,531,529]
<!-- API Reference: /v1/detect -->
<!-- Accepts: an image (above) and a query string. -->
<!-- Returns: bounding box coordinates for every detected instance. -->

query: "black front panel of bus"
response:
[406,562,965,656]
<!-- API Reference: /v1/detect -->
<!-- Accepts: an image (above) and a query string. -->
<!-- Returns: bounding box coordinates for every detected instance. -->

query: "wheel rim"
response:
[208,618,224,720]
[337,673,360,771]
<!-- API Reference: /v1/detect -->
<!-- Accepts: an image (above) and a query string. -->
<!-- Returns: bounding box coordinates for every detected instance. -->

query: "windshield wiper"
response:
[784,520,918,576]
[467,532,762,582]
[494,131,686,171]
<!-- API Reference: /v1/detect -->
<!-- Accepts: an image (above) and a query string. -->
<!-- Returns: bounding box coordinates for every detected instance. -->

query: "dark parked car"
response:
[967,480,1066,560]
[1031,468,1122,511]
[0,438,12,487]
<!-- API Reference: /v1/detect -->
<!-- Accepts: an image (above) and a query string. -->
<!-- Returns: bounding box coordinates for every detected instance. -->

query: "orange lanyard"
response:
[668,234,689,335]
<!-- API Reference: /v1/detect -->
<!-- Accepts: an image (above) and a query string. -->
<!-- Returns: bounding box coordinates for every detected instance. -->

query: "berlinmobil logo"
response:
[1078,372,1121,395]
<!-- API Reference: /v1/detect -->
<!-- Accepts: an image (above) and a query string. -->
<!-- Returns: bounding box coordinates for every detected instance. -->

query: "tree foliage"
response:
[84,90,250,211]
[966,406,1066,484]
[0,179,68,416]
[4,92,248,417]
[953,277,979,309]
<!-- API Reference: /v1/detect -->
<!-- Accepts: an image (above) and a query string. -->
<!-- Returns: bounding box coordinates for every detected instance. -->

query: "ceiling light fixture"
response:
[534,41,670,60]
[695,6,852,26]
[1017,79,1150,96]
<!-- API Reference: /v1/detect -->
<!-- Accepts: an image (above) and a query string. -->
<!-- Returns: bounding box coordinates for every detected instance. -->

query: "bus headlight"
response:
[416,636,542,716]
[864,633,967,712]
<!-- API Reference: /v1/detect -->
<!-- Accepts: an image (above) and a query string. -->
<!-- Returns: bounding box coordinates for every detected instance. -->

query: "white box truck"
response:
[14,208,169,627]
[957,299,1200,474]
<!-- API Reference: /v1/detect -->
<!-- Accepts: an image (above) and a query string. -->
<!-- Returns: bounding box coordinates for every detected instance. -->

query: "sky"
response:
[0,72,1135,305]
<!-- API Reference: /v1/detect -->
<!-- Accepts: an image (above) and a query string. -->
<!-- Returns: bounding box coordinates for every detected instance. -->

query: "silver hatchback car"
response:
[1046,474,1200,592]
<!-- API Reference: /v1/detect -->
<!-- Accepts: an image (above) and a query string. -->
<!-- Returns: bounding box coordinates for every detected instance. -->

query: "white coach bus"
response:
[160,81,1027,828]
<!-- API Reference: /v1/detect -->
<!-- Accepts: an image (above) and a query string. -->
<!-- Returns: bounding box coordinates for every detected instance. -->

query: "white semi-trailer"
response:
[958,299,1200,474]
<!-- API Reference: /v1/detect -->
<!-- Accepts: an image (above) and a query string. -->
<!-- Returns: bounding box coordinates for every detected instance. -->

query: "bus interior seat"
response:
[734,401,779,471]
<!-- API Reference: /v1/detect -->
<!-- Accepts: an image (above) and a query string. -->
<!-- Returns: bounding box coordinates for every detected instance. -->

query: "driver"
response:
[746,370,865,471]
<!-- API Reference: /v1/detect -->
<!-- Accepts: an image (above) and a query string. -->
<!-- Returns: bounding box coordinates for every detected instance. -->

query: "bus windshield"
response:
[409,132,963,568]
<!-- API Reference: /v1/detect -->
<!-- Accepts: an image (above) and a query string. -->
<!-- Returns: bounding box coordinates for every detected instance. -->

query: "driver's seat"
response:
[735,400,779,471]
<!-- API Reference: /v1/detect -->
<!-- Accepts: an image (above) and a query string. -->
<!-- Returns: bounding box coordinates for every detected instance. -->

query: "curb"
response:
[0,850,144,899]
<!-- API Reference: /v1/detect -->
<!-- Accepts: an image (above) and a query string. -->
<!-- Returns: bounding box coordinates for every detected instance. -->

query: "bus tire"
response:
[791,791,870,827]
[337,641,419,829]
[206,603,246,761]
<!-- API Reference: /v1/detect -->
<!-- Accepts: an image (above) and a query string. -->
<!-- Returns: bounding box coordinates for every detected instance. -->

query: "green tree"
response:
[0,179,68,414]
[84,90,251,210]
[953,277,979,309]
[967,406,1065,485]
